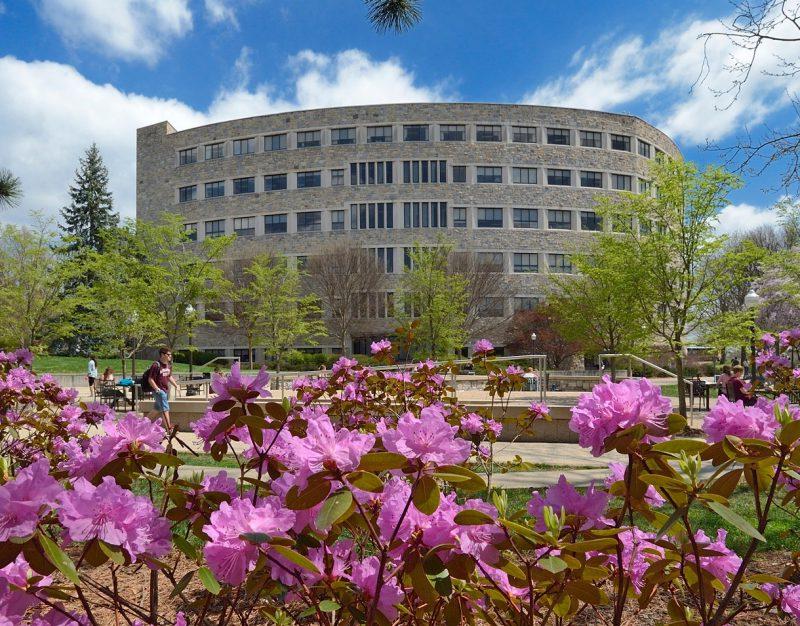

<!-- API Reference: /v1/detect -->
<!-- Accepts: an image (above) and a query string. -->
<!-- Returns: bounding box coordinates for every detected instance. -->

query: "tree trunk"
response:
[120,349,126,378]
[248,335,253,370]
[675,352,687,418]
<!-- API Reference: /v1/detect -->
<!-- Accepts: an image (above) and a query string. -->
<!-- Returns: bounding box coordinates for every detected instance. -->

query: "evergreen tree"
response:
[61,144,117,253]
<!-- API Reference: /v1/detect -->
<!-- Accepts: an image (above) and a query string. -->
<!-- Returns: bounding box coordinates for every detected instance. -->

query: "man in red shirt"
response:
[146,347,179,428]
[728,365,756,407]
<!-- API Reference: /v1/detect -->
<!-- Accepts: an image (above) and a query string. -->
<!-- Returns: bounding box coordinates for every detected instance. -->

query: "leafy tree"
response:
[398,244,467,359]
[0,216,81,349]
[547,237,650,366]
[506,304,584,368]
[61,144,118,253]
[242,253,325,373]
[0,168,22,210]
[306,243,385,355]
[597,157,741,416]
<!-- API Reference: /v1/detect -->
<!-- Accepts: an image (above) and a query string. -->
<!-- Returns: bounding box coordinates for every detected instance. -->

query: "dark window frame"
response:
[367,125,392,143]
[513,252,539,273]
[263,174,287,191]
[264,133,287,151]
[297,130,321,148]
[264,213,287,234]
[232,137,256,156]
[204,142,224,160]
[512,167,537,184]
[547,128,571,145]
[205,181,225,198]
[579,130,602,148]
[178,147,197,165]
[296,170,322,189]
[610,134,631,152]
[178,185,196,203]
[476,166,502,183]
[512,126,536,143]
[580,211,603,231]
[477,207,503,228]
[205,219,225,238]
[547,169,571,186]
[513,208,538,229]
[580,171,603,188]
[403,124,429,142]
[296,211,322,232]
[476,124,502,142]
[331,127,356,145]
[439,124,466,141]
[233,216,256,237]
[232,177,255,195]
[548,209,572,230]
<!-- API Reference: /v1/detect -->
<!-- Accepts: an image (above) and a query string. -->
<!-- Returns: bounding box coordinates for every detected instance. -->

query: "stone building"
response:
[136,103,680,359]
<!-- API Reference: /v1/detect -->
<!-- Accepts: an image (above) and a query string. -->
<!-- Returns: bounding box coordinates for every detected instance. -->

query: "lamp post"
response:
[529,332,538,392]
[185,304,195,378]
[743,289,761,383]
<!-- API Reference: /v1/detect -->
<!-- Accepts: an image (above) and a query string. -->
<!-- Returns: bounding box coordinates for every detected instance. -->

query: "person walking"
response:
[146,347,179,428]
[87,355,98,398]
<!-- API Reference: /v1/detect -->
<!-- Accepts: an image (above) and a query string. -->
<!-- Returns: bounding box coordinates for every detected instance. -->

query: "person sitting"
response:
[717,365,732,399]
[101,367,115,383]
[729,365,756,406]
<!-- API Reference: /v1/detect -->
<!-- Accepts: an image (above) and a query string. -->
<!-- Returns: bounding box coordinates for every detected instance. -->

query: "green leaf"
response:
[345,470,384,493]
[779,419,800,446]
[173,534,198,561]
[435,464,486,492]
[667,412,688,435]
[412,475,440,515]
[357,452,407,472]
[98,541,125,565]
[240,532,271,544]
[211,399,237,412]
[271,545,320,574]
[299,600,341,618]
[656,506,686,540]
[149,452,184,467]
[38,532,80,585]
[170,570,194,598]
[198,566,221,594]
[652,439,708,456]
[453,509,495,525]
[538,556,567,574]
[285,480,331,510]
[707,501,766,542]
[316,491,353,530]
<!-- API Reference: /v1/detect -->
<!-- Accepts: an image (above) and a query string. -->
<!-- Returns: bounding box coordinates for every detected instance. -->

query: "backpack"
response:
[137,363,157,393]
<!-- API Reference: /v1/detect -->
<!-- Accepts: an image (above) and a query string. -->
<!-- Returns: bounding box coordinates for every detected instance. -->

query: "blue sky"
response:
[0,0,795,231]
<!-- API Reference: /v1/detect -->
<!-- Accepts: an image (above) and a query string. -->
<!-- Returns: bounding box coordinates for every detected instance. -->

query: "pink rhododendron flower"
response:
[702,396,779,443]
[349,556,404,620]
[331,356,358,375]
[686,529,741,588]
[203,496,295,585]
[201,471,237,499]
[211,362,270,403]
[0,555,51,621]
[527,475,609,531]
[370,339,391,355]
[606,462,665,507]
[772,584,800,621]
[376,478,431,544]
[529,402,549,417]
[0,458,63,541]
[451,499,503,563]
[761,333,776,346]
[291,413,375,474]
[460,413,484,435]
[102,412,165,452]
[58,477,170,562]
[382,407,470,465]
[569,376,672,456]
[473,339,494,355]
[617,528,664,593]
[174,612,187,626]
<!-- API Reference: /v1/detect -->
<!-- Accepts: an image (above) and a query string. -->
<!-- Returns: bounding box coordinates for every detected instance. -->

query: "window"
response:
[264,213,287,234]
[402,202,447,228]
[548,210,572,230]
[297,170,321,188]
[611,174,632,191]
[184,223,197,241]
[205,219,225,238]
[264,173,287,191]
[638,140,651,158]
[331,210,345,231]
[478,297,505,318]
[350,161,394,185]
[233,348,252,363]
[514,296,540,312]
[179,147,197,165]
[579,130,602,148]
[205,181,225,198]
[402,160,447,183]
[233,138,255,155]
[297,211,322,232]
[351,203,395,229]
[512,126,536,143]
[580,211,602,231]
[477,166,502,183]
[638,178,652,195]
[477,208,503,228]
[440,124,465,141]
[330,169,345,186]
[476,124,502,142]
[297,130,321,148]
[513,208,538,229]
[547,128,570,145]
[453,207,467,228]
[265,133,287,151]
[233,216,255,236]
[580,171,603,188]
[512,167,537,184]
[610,134,631,151]
[205,142,224,160]
[331,127,356,145]
[547,169,571,186]
[403,124,428,141]
[477,252,504,272]
[368,247,395,273]
[178,185,196,202]
[452,166,467,183]
[367,125,392,143]
[548,253,572,274]
[233,177,255,194]
[513,253,538,273]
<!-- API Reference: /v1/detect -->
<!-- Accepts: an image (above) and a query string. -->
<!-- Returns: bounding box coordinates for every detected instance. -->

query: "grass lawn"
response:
[33,355,214,375]
[659,384,679,397]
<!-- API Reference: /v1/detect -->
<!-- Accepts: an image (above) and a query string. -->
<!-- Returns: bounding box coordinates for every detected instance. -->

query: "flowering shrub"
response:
[0,338,800,625]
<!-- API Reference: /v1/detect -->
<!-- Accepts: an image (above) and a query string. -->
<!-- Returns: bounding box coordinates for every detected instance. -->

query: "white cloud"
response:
[524,12,800,145]
[0,51,450,224]
[204,0,238,27]
[35,0,193,65]
[716,203,781,235]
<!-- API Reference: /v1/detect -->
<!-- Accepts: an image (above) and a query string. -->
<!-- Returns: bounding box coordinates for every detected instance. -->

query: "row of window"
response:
[177,124,664,163]
[184,206,629,238]
[177,166,646,202]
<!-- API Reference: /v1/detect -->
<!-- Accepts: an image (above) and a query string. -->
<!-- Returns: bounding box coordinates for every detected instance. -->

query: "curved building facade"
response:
[136,103,680,358]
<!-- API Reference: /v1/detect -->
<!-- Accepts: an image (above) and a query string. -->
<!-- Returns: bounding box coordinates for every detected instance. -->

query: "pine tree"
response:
[61,144,117,253]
